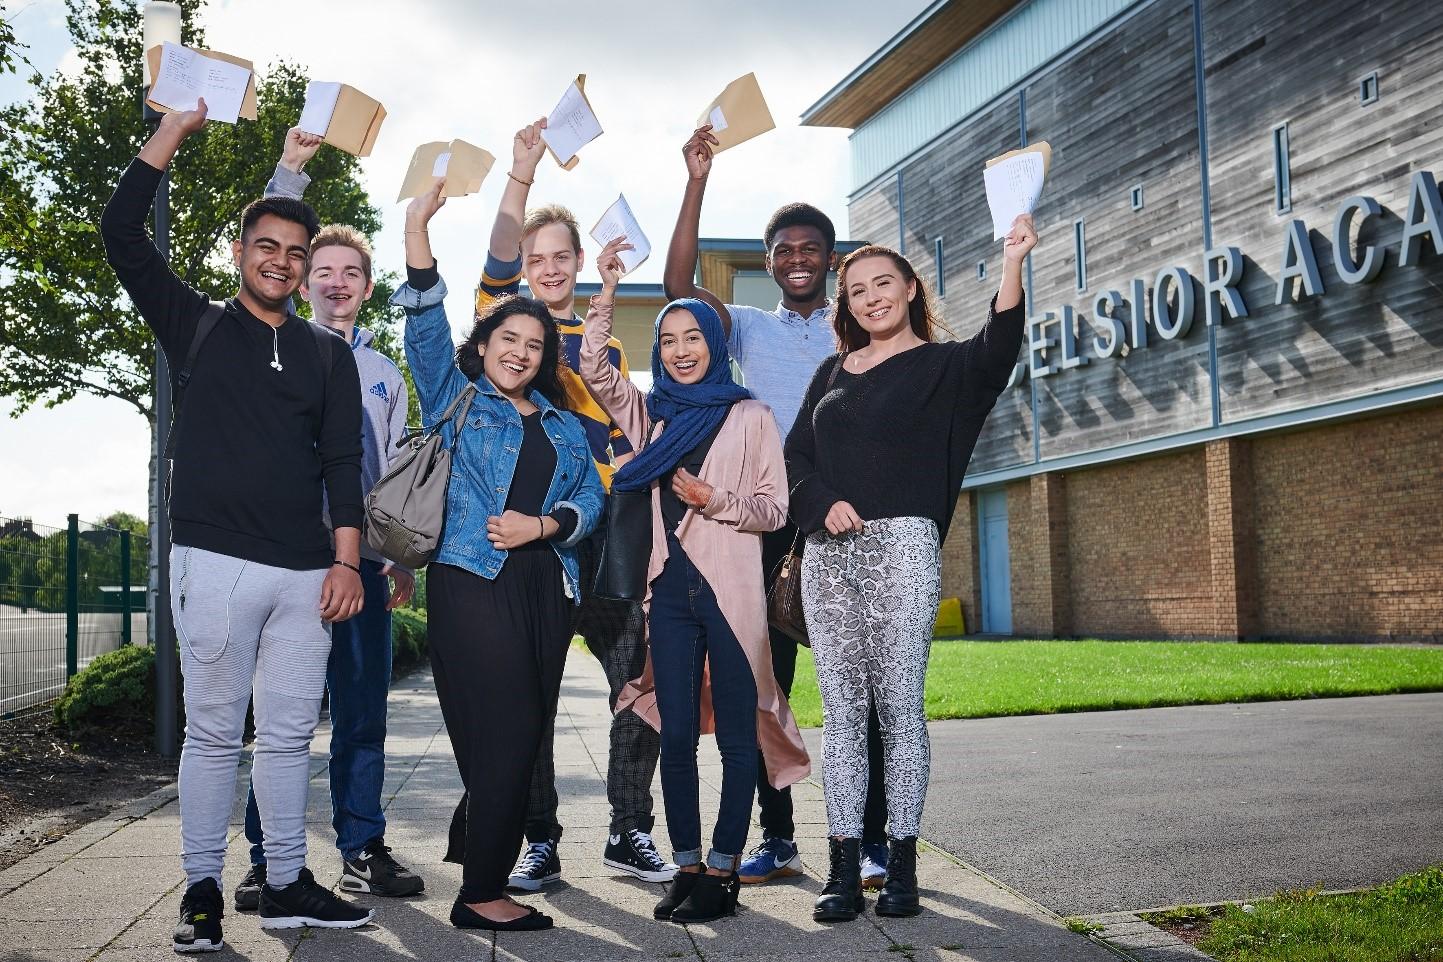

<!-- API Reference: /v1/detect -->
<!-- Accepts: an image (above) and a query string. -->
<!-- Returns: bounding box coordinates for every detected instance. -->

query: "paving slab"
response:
[0,653,1106,961]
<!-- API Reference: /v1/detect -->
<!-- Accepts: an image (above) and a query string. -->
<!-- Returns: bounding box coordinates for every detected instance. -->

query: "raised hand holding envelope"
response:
[541,75,602,170]
[983,142,1052,241]
[697,72,775,153]
[298,80,386,157]
[397,140,495,202]
[145,42,257,124]
[590,195,651,275]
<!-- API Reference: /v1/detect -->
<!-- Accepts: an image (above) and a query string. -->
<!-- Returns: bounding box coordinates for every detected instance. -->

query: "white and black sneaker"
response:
[603,829,679,883]
[506,838,561,892]
[258,867,375,929]
[174,877,224,954]
[341,839,425,897]
[233,862,264,912]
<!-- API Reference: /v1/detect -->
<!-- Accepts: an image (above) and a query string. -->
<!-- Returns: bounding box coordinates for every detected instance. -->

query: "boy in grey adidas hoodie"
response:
[235,128,426,909]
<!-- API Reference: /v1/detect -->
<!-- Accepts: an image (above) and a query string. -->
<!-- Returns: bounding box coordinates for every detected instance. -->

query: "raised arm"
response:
[580,238,651,450]
[960,214,1037,406]
[392,179,467,422]
[100,101,212,362]
[662,124,732,336]
[264,127,322,199]
[489,118,546,263]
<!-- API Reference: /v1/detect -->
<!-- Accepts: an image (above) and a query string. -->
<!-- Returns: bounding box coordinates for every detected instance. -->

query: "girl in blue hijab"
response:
[611,297,751,494]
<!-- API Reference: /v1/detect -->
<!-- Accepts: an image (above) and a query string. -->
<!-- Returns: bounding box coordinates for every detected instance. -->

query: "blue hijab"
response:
[611,298,751,493]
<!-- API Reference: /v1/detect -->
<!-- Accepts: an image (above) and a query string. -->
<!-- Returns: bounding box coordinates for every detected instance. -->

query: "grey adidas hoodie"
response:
[266,164,410,571]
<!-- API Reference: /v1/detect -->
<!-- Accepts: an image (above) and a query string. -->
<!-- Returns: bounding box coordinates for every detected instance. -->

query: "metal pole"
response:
[146,90,179,758]
[120,529,132,647]
[65,514,79,679]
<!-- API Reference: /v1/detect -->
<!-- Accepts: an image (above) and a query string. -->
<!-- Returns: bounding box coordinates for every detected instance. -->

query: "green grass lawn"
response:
[1144,867,1443,962]
[784,640,1443,728]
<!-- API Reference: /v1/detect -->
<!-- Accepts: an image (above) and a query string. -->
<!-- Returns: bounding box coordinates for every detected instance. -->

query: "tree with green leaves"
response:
[0,0,408,420]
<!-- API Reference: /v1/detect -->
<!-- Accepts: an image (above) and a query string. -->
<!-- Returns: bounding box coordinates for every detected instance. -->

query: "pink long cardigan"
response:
[578,297,812,790]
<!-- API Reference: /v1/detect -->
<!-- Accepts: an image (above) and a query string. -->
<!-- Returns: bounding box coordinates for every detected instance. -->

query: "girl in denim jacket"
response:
[391,181,604,933]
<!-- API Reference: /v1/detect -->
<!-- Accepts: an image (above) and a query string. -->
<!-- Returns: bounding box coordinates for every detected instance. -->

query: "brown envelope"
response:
[396,139,496,203]
[144,45,258,120]
[697,72,775,154]
[985,141,1053,176]
[324,85,386,158]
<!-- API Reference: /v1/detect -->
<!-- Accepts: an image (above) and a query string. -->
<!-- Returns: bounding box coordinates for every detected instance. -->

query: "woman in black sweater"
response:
[785,214,1037,922]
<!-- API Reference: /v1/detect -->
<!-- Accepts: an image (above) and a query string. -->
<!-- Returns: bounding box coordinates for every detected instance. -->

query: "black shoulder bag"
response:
[593,421,658,603]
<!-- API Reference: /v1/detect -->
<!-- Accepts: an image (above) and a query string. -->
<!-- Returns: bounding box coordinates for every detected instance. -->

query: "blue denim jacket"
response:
[392,277,604,601]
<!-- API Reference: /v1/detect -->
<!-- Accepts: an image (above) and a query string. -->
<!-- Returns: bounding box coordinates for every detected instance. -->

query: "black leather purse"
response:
[593,423,658,602]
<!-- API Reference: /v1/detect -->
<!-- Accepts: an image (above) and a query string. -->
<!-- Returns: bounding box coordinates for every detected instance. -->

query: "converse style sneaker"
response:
[506,838,561,892]
[233,862,265,912]
[603,829,678,883]
[258,867,374,929]
[860,841,890,891]
[173,877,224,954]
[341,839,425,897]
[738,836,804,884]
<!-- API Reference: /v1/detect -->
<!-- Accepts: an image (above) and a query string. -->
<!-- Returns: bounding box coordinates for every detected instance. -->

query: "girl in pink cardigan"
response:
[579,240,812,924]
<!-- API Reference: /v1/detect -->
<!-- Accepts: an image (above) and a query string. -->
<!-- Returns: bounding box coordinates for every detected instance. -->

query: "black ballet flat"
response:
[450,900,554,931]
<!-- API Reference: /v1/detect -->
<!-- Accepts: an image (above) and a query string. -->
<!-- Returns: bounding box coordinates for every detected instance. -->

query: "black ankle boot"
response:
[813,837,864,922]
[653,870,701,921]
[875,836,921,917]
[669,871,740,924]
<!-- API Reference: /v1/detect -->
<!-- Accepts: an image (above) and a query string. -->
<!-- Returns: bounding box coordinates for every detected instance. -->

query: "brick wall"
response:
[940,492,982,633]
[1251,405,1443,640]
[1064,449,1214,638]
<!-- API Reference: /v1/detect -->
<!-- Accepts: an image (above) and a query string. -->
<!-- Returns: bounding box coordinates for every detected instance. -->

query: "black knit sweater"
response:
[784,294,1026,542]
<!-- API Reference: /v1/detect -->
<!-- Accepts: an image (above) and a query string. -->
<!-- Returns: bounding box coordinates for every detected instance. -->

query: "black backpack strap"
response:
[164,300,226,459]
[308,320,339,395]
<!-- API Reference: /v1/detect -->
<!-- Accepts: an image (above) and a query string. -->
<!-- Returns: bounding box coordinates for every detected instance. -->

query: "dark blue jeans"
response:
[247,558,392,863]
[649,535,758,870]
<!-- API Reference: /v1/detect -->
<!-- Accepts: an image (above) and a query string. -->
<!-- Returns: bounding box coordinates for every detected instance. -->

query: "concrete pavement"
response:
[0,653,1118,962]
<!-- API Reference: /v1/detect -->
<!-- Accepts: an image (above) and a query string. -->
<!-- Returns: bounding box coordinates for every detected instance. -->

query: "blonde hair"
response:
[521,204,582,253]
[310,224,373,280]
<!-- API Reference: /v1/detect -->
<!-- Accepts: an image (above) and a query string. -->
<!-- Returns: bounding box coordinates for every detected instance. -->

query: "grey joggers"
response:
[172,545,331,891]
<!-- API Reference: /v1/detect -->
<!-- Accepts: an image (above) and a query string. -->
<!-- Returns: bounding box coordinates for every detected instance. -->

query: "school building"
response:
[803,0,1443,641]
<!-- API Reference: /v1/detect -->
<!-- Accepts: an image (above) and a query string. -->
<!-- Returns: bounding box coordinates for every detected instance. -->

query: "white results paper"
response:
[541,80,602,166]
[297,81,342,136]
[983,148,1048,241]
[590,194,651,275]
[149,42,250,124]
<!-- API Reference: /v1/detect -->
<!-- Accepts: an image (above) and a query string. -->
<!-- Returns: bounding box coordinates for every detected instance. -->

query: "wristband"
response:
[333,559,361,574]
[508,171,534,187]
[538,517,545,540]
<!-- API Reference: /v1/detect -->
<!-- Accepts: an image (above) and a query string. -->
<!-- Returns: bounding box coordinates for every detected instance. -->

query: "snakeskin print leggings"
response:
[801,517,941,838]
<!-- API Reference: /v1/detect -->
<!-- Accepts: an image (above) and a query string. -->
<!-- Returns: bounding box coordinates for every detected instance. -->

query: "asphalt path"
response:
[804,693,1443,915]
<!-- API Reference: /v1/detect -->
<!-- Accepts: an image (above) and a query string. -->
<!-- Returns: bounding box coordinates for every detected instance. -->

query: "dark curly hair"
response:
[457,295,567,408]
[832,245,938,351]
[764,202,836,254]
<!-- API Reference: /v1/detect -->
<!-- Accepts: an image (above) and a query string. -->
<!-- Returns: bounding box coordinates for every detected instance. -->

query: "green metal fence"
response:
[0,515,148,715]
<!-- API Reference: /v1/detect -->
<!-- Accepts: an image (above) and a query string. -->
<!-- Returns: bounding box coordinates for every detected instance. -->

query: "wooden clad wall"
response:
[1204,0,1443,421]
[844,0,1443,476]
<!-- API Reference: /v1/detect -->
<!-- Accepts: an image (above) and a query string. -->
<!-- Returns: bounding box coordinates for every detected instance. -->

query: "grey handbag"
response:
[363,384,476,569]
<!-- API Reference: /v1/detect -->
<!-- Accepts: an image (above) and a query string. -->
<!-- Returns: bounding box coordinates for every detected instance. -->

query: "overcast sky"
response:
[0,0,924,523]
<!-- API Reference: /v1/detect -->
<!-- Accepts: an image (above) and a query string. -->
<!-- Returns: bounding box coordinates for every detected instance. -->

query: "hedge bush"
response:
[392,607,428,676]
[54,643,156,731]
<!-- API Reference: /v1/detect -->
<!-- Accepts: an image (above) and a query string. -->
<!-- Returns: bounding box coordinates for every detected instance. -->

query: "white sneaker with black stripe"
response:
[603,829,678,883]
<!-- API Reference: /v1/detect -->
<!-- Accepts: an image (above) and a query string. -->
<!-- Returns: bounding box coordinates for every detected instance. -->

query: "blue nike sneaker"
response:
[738,836,803,884]
[860,841,889,891]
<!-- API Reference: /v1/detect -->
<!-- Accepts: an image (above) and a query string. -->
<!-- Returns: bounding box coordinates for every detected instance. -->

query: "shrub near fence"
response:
[0,515,148,715]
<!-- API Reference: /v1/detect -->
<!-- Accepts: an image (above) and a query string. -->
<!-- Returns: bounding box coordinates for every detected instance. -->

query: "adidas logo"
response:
[368,381,389,402]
